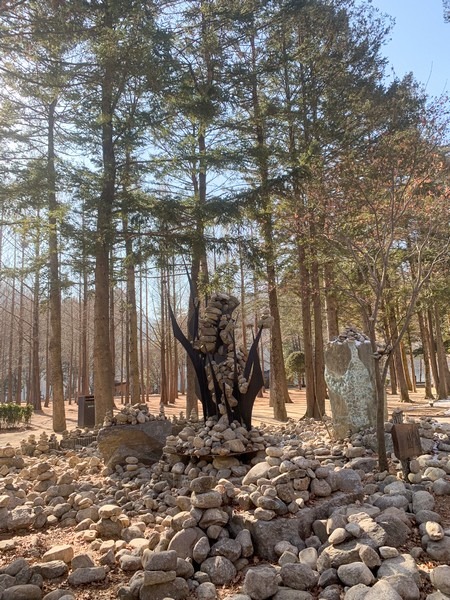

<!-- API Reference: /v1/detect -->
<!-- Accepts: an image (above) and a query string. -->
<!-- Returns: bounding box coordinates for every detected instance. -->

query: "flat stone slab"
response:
[97,420,173,468]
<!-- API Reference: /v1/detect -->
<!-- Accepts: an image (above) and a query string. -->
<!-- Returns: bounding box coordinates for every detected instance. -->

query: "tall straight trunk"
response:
[125,300,130,403]
[139,267,145,402]
[109,252,116,394]
[253,272,264,397]
[120,301,124,404]
[80,224,89,395]
[239,243,248,351]
[401,342,413,391]
[427,309,443,398]
[16,244,25,404]
[323,262,339,340]
[123,213,140,405]
[47,98,66,431]
[31,233,41,410]
[311,254,326,416]
[7,248,16,402]
[68,300,74,404]
[249,34,288,420]
[298,242,317,418]
[145,275,151,401]
[404,331,417,392]
[160,270,168,406]
[388,307,410,402]
[433,303,449,398]
[418,310,434,399]
[94,45,115,425]
[170,270,178,401]
[186,253,201,418]
[44,307,50,407]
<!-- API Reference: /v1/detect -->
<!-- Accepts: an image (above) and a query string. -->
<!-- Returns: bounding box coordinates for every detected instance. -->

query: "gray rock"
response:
[191,491,223,509]
[97,419,172,468]
[280,563,319,590]
[298,547,318,570]
[7,508,34,531]
[142,570,176,585]
[196,581,217,600]
[142,550,177,571]
[381,575,420,600]
[336,470,363,495]
[373,495,409,511]
[42,591,75,600]
[168,527,207,560]
[328,528,348,545]
[337,562,375,586]
[358,545,381,568]
[33,561,69,579]
[318,568,339,587]
[210,539,241,562]
[67,567,106,585]
[139,576,189,600]
[243,566,279,600]
[2,585,42,600]
[236,529,253,558]
[200,557,236,585]
[190,477,215,493]
[119,555,141,571]
[375,515,411,547]
[412,491,435,513]
[377,555,421,585]
[316,539,361,572]
[357,518,388,548]
[324,336,377,438]
[273,590,312,600]
[71,554,94,569]
[426,536,450,564]
[176,558,194,579]
[430,565,450,595]
[344,583,370,600]
[193,537,211,564]
[415,510,442,524]
[230,511,314,562]
[364,580,403,600]
[242,462,271,485]
[432,479,450,496]
[2,559,29,577]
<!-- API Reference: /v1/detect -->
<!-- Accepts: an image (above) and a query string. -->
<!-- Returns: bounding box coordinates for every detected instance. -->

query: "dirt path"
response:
[1,388,449,447]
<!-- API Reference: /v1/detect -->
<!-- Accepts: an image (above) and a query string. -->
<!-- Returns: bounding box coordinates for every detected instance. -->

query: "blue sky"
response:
[369,0,450,98]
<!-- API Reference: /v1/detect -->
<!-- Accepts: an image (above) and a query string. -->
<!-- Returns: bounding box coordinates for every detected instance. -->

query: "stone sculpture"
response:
[170,292,269,429]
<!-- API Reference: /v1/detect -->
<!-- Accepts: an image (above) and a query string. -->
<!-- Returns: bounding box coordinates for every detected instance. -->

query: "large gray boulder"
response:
[97,420,173,468]
[324,333,378,438]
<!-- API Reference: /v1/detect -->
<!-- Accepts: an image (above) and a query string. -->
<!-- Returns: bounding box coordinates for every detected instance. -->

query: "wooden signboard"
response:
[391,423,422,461]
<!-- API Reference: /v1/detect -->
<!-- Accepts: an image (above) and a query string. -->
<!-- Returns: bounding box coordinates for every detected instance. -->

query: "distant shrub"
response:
[0,403,33,429]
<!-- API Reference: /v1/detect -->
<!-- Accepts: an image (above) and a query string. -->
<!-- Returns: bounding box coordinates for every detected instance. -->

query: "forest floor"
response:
[1,386,450,447]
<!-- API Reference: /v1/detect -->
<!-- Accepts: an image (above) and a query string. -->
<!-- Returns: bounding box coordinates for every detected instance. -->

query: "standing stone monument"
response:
[324,327,377,439]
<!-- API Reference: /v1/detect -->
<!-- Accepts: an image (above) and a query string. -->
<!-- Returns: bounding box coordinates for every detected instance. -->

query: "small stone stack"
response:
[102,403,170,427]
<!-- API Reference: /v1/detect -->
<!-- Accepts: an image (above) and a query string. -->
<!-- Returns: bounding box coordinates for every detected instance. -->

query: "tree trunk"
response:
[94,51,115,425]
[323,262,339,339]
[389,308,410,402]
[123,214,140,405]
[298,242,317,418]
[433,303,449,399]
[427,309,443,398]
[31,233,41,410]
[48,98,66,432]
[311,255,326,417]
[401,342,413,392]
[267,262,289,420]
[160,270,168,406]
[418,310,434,399]
[16,244,25,404]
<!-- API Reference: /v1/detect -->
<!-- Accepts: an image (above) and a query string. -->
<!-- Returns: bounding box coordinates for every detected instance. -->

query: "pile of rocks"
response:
[103,403,170,427]
[1,411,450,600]
[330,326,371,345]
[20,433,58,457]
[163,415,267,459]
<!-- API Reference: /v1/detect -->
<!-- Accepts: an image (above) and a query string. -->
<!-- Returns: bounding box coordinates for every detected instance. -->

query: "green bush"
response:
[0,403,33,429]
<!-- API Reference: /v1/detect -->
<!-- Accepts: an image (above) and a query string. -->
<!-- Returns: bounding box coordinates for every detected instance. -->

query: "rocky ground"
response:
[1,392,450,600]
